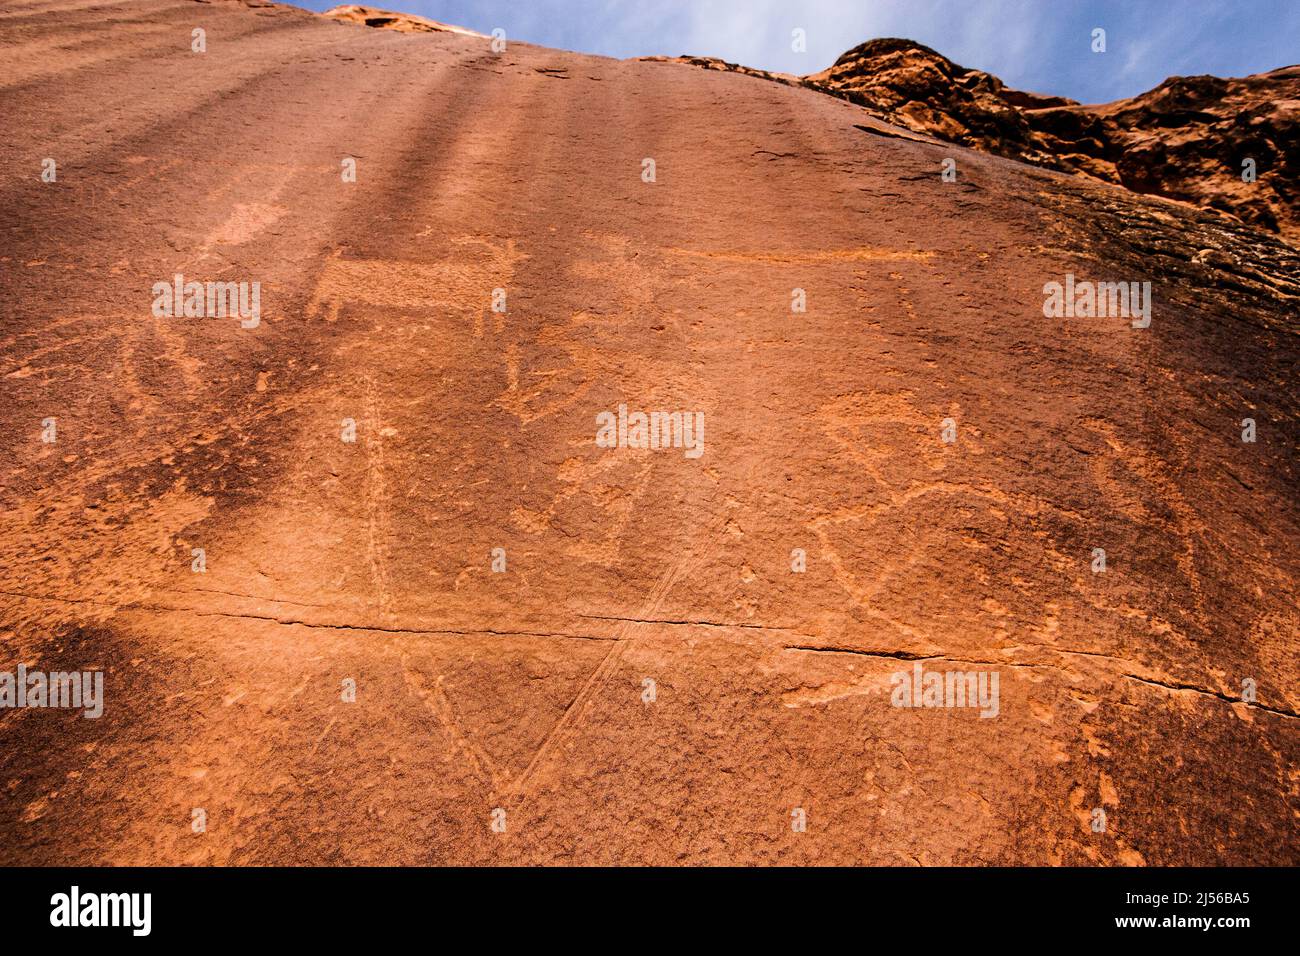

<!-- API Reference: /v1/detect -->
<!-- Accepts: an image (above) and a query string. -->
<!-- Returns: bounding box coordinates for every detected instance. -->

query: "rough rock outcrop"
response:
[666,38,1299,244]
[323,3,485,36]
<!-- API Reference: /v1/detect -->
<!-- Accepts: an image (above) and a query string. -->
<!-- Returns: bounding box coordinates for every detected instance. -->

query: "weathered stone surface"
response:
[0,0,1296,866]
[669,37,1299,244]
[323,3,485,36]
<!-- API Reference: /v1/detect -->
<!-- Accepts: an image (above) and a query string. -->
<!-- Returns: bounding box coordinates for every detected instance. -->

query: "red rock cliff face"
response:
[0,0,1297,867]
[323,3,485,36]
[1092,68,1299,239]
[667,38,1297,244]
[805,39,1299,244]
[806,38,1083,168]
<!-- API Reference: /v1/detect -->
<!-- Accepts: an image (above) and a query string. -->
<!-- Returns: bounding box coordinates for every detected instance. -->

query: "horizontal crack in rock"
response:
[0,588,616,643]
[1121,673,1299,720]
[782,644,1300,720]
[577,612,784,631]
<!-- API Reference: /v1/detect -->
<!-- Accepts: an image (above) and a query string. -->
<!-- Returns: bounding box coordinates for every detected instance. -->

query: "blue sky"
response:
[301,0,1300,103]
